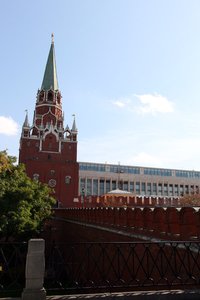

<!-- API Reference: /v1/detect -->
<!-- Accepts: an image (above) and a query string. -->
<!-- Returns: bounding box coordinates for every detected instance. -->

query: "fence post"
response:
[22,239,46,300]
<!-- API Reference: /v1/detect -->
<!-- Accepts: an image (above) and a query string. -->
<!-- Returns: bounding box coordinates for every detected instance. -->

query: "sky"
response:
[1,0,200,171]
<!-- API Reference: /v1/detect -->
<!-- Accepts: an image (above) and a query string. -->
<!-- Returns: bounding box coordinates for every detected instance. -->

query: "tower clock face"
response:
[48,179,56,187]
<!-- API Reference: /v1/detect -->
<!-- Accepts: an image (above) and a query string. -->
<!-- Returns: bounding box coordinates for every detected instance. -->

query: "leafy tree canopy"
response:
[0,150,56,241]
[180,194,200,207]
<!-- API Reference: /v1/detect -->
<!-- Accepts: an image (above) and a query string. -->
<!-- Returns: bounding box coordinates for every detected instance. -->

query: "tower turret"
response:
[71,114,78,141]
[21,110,30,138]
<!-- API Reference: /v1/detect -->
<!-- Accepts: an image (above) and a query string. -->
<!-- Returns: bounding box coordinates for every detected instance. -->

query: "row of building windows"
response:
[79,178,199,197]
[175,170,200,178]
[144,168,172,177]
[79,162,200,179]
[79,163,139,174]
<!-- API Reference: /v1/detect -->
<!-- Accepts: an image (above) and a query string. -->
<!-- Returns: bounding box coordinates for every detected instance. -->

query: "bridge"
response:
[1,206,200,299]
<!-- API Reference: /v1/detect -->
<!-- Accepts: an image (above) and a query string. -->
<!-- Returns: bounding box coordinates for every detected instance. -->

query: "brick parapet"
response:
[54,206,200,241]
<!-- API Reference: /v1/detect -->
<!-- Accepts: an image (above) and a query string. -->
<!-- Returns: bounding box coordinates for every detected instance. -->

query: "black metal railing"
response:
[0,242,27,297]
[0,241,199,296]
[44,241,200,294]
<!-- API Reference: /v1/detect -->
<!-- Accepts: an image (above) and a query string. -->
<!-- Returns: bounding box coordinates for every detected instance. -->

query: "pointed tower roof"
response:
[71,114,78,132]
[23,110,30,128]
[41,33,59,91]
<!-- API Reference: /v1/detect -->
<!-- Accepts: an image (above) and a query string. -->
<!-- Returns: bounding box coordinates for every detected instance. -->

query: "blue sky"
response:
[1,0,200,170]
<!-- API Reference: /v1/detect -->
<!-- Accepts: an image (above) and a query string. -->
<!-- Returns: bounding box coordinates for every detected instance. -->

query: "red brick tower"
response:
[19,35,79,207]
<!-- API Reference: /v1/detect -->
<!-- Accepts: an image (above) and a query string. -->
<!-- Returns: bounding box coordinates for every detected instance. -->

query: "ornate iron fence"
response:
[0,242,27,297]
[0,241,199,296]
[45,241,200,294]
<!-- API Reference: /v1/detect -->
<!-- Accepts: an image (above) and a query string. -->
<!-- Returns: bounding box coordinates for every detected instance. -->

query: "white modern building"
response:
[79,162,200,197]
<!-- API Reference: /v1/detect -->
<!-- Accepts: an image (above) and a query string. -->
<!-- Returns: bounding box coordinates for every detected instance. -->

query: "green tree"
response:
[180,193,200,207]
[0,151,56,241]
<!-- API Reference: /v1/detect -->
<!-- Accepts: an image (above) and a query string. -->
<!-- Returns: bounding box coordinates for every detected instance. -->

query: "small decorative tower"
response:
[19,35,79,207]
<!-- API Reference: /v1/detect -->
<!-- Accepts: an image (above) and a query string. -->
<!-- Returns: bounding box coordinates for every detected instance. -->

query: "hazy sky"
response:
[1,0,200,171]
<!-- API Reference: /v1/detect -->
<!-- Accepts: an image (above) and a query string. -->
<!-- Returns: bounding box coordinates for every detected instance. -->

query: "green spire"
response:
[72,114,78,132]
[41,34,59,91]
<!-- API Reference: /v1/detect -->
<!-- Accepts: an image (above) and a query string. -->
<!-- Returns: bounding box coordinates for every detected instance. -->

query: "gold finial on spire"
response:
[51,33,54,44]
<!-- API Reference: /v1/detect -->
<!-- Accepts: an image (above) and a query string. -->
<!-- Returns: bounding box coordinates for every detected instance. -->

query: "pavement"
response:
[1,290,200,300]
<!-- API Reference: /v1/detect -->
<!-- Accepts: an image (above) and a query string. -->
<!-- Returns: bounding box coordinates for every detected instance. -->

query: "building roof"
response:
[41,34,59,91]
[107,189,132,195]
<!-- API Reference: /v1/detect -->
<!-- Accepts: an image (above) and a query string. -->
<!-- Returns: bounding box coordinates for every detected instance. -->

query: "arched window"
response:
[39,91,45,102]
[57,92,61,104]
[48,90,54,101]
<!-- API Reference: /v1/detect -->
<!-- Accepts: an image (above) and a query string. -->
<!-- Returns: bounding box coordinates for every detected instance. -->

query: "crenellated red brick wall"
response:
[54,206,200,241]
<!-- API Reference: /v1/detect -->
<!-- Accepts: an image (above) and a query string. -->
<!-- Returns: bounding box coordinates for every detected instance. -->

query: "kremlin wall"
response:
[54,206,200,241]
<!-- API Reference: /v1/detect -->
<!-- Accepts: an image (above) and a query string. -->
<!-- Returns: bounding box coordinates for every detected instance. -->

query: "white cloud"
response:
[135,93,174,115]
[112,93,174,115]
[112,97,131,108]
[0,116,19,136]
[78,127,200,171]
[113,101,125,108]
